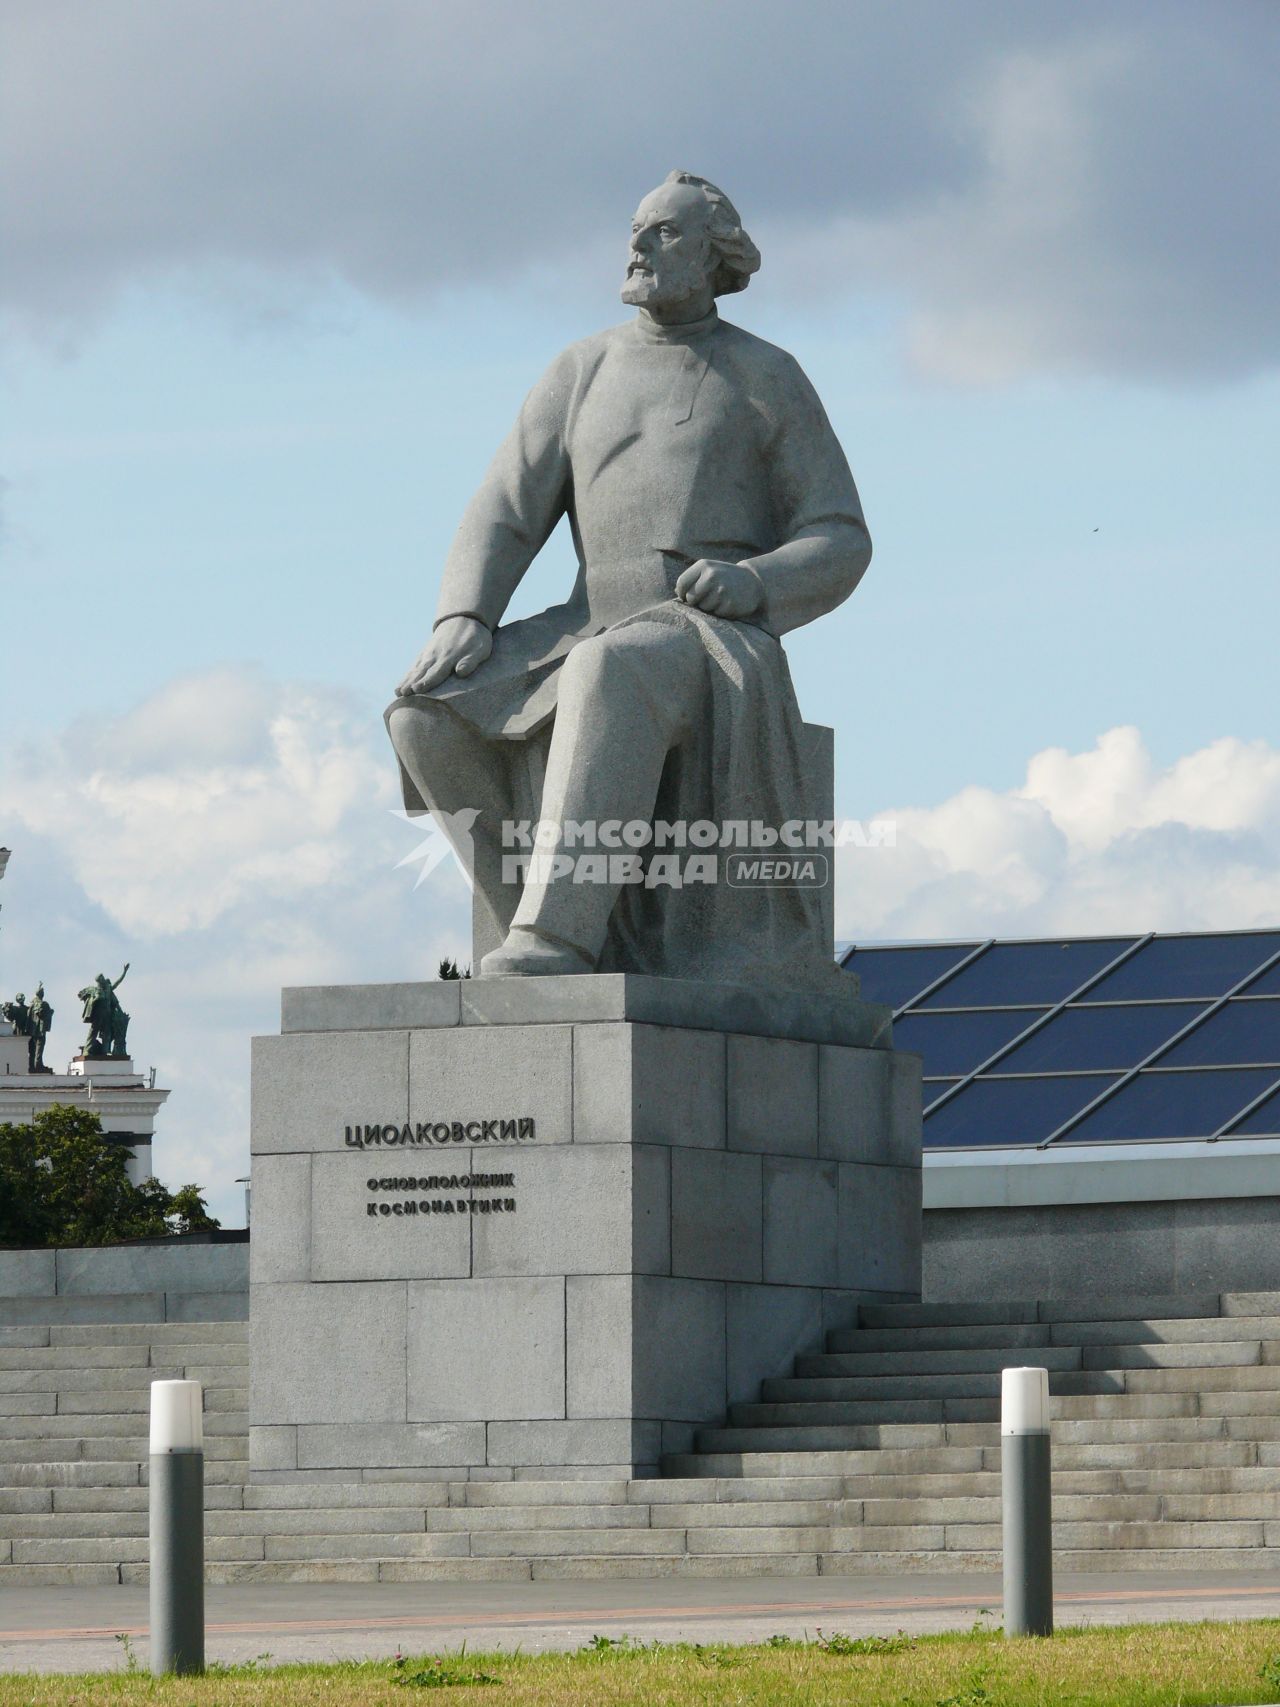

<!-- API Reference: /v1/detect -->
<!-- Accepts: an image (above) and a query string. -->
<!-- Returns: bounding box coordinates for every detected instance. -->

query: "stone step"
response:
[750,1372,1124,1410]
[695,1418,1268,1458]
[2,1543,1278,1587]
[856,1294,1226,1329]
[831,1324,1056,1354]
[746,1393,1279,1428]
[49,1322,248,1346]
[0,1433,245,1466]
[827,1315,1280,1355]
[0,1396,55,1417]
[0,1342,248,1372]
[830,1465,1280,1498]
[794,1346,1085,1377]
[0,1460,143,1489]
[49,1484,244,1512]
[52,1389,246,1417]
[0,1329,54,1349]
[0,1367,190,1395]
[0,1346,153,1371]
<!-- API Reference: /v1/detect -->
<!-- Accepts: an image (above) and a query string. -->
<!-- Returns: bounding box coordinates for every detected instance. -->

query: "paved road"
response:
[3,1572,1280,1673]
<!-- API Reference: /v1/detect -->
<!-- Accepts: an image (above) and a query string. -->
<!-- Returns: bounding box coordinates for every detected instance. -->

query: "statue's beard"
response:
[621,255,711,311]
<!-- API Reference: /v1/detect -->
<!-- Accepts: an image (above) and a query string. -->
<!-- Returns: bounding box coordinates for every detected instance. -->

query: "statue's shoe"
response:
[479,928,595,978]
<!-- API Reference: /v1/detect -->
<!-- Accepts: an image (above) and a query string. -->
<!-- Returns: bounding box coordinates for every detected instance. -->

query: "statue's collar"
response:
[633,307,721,344]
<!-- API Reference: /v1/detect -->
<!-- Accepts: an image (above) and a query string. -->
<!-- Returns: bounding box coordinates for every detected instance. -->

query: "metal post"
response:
[1001,1366,1053,1637]
[149,1379,205,1675]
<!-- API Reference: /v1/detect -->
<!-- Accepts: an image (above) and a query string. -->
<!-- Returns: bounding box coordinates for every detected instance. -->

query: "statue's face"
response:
[622,182,716,311]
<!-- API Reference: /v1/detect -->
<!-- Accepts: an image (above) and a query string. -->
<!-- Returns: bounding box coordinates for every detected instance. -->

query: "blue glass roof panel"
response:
[918,939,1134,1010]
[1079,933,1280,1003]
[1157,999,1280,1068]
[923,1074,1119,1149]
[1236,960,1280,997]
[992,1002,1208,1075]
[894,1009,1044,1079]
[1066,1067,1280,1142]
[1225,1084,1280,1136]
[843,944,979,1010]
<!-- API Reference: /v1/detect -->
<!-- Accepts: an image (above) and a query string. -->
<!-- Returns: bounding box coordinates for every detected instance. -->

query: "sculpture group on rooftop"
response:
[78,964,131,1060]
[2,983,54,1074]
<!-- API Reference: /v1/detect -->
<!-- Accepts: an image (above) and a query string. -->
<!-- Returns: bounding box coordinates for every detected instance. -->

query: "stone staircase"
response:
[4,1291,1280,1583]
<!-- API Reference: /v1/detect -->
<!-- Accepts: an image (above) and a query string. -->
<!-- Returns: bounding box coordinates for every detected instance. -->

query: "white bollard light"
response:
[1001,1366,1053,1637]
[149,1380,205,1675]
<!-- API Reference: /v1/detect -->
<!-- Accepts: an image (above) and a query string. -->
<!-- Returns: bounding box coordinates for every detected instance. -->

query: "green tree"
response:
[437,957,471,980]
[0,1105,219,1248]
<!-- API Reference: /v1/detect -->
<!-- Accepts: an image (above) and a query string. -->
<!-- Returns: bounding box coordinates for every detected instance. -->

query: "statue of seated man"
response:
[388,173,871,984]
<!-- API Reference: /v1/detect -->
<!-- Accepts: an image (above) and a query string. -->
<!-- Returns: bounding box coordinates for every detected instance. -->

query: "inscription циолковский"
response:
[343,1117,537,1149]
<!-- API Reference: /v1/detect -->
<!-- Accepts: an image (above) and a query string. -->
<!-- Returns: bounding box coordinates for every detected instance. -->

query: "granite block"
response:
[632,1276,726,1420]
[817,1046,921,1168]
[565,1276,632,1418]
[670,1148,762,1282]
[283,982,460,1034]
[838,1163,922,1293]
[486,1418,661,1468]
[251,1282,407,1425]
[249,1426,297,1472]
[565,1275,726,1422]
[1173,1199,1280,1292]
[573,1023,727,1148]
[470,1145,666,1278]
[726,1284,823,1406]
[166,1292,249,1322]
[310,1151,470,1282]
[888,1053,924,1167]
[297,1422,486,1470]
[727,1035,818,1155]
[0,1251,55,1298]
[251,1031,408,1155]
[459,972,891,1049]
[54,1243,248,1298]
[407,1277,565,1422]
[763,1157,838,1286]
[249,1155,311,1284]
[409,1024,572,1146]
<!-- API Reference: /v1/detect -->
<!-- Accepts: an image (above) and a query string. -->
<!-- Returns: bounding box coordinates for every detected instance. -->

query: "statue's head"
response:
[622,171,760,314]
[13,993,23,1005]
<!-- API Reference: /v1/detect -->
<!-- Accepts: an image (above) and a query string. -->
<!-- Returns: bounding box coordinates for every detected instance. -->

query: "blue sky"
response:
[2,0,1278,1219]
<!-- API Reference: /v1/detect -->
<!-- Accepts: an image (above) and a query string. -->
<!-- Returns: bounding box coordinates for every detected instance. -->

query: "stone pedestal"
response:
[249,974,922,1478]
[0,1024,27,1075]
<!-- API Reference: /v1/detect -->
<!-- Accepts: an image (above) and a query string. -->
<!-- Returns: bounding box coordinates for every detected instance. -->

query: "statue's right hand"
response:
[396,617,493,696]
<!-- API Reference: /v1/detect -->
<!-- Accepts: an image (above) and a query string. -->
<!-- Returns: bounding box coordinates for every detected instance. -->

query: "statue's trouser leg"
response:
[386,700,525,949]
[508,621,704,963]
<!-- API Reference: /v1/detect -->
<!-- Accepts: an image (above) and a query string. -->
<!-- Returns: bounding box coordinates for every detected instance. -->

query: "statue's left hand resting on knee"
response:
[388,171,872,982]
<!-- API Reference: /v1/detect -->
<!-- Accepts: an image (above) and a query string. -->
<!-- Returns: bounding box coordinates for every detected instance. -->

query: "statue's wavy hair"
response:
[665,171,761,296]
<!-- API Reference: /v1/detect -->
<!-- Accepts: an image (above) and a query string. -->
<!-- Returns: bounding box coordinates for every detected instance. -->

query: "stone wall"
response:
[0,1236,248,1323]
[924,1197,1280,1299]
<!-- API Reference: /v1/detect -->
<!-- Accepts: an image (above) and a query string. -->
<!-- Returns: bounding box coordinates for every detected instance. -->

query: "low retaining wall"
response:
[0,1234,248,1323]
[924,1196,1280,1300]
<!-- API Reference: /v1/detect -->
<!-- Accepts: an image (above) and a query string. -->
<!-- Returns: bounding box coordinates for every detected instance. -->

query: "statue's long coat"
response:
[394,308,871,986]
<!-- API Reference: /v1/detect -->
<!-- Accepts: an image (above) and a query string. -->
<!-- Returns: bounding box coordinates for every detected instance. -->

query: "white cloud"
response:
[4,0,1277,381]
[7,674,1280,1220]
[839,725,1280,942]
[0,665,472,1222]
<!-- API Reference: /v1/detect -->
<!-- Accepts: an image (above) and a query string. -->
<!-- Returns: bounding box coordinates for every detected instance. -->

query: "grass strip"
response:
[3,1618,1280,1706]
